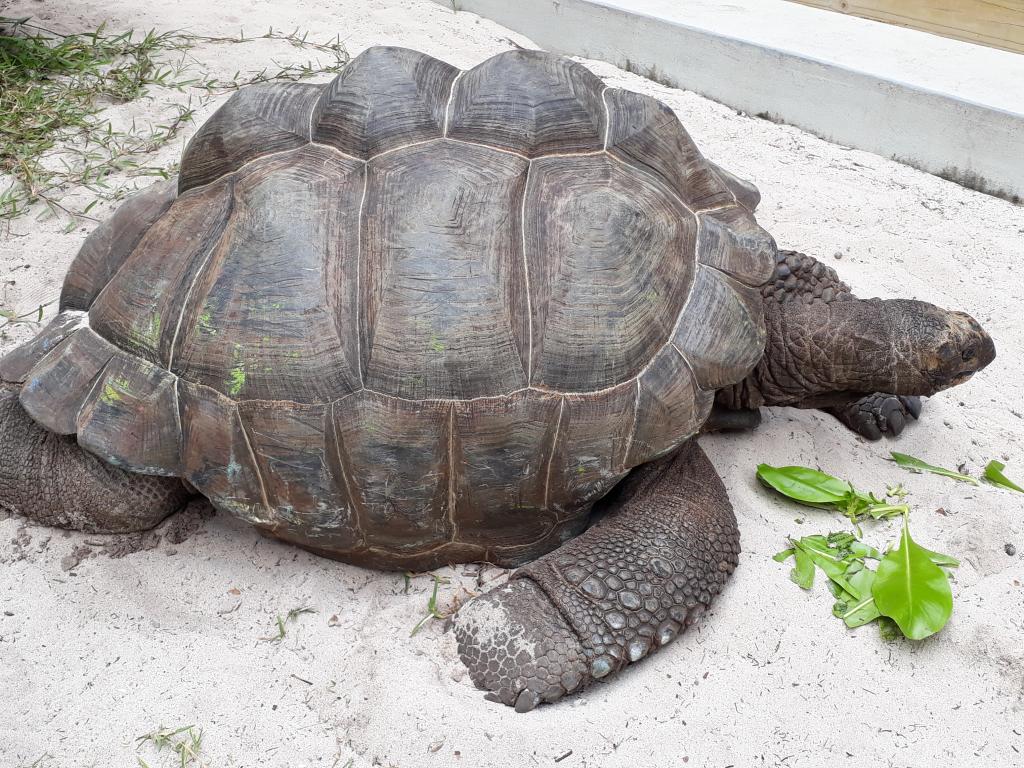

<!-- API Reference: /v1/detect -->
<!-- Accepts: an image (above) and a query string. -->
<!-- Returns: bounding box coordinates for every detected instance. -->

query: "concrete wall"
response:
[441,0,1024,202]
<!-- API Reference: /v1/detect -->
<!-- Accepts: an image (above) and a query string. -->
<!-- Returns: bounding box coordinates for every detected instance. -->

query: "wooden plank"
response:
[786,0,1024,54]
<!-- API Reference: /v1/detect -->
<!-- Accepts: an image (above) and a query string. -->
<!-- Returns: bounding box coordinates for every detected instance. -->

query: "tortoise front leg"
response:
[0,386,194,532]
[454,440,739,711]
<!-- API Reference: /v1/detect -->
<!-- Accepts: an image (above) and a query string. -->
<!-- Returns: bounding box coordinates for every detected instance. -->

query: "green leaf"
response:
[789,546,815,589]
[890,452,979,485]
[838,568,881,627]
[983,460,1024,494]
[871,516,953,640]
[772,547,795,563]
[757,464,853,505]
[793,536,861,598]
[849,541,883,560]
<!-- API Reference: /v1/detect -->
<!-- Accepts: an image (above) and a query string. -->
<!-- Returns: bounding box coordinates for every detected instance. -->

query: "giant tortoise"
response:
[0,47,995,711]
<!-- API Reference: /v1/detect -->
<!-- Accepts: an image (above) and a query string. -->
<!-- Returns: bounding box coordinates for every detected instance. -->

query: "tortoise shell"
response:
[0,47,775,570]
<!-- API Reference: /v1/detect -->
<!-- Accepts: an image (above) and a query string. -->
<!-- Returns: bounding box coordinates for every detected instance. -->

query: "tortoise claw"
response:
[828,393,923,440]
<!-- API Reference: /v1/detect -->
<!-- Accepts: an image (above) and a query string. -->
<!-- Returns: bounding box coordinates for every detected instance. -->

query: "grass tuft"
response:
[0,18,349,226]
[410,573,452,636]
[265,605,316,642]
[136,724,205,767]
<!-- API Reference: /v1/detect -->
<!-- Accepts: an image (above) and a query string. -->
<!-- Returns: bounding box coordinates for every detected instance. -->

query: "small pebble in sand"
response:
[833,251,843,259]
[1005,543,1017,556]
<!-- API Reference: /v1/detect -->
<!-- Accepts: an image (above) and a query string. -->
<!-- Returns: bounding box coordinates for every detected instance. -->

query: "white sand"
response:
[2,1,1022,766]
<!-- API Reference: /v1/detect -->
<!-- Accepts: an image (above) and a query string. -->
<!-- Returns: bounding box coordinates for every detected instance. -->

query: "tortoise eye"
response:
[962,347,976,362]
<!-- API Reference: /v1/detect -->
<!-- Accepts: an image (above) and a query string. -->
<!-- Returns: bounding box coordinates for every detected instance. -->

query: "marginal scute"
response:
[331,391,453,553]
[525,153,696,391]
[362,141,529,399]
[19,328,119,435]
[604,87,733,211]
[89,177,235,366]
[452,390,562,550]
[706,160,761,211]
[178,380,267,521]
[447,49,606,156]
[76,351,182,476]
[60,180,178,311]
[0,311,88,384]
[236,400,360,549]
[171,146,364,402]
[696,205,776,286]
[544,382,636,514]
[627,349,714,466]
[673,266,766,390]
[312,46,457,158]
[178,82,321,193]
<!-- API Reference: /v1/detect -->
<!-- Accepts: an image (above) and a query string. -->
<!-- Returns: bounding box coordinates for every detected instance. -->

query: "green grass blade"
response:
[983,460,1024,493]
[890,452,979,485]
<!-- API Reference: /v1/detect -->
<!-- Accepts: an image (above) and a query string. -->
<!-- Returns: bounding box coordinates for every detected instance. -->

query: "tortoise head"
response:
[753,296,996,406]
[904,303,996,392]
[832,298,996,397]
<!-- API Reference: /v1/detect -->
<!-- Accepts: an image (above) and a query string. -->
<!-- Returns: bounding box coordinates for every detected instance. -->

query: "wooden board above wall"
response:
[786,0,1024,54]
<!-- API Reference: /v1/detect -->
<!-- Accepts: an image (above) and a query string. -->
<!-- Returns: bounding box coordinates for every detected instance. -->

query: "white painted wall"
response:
[442,0,1024,201]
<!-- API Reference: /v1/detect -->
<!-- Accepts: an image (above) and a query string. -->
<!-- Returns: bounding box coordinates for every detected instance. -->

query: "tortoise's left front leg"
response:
[454,441,739,711]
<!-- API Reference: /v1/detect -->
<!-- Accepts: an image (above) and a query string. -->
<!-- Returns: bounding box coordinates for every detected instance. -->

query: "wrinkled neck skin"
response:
[721,298,995,410]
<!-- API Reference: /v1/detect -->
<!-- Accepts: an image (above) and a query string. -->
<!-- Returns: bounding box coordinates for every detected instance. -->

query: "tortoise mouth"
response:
[950,370,977,386]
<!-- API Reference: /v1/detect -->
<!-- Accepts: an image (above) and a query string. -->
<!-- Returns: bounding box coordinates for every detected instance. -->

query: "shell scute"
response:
[626,347,714,467]
[672,266,766,391]
[697,206,777,286]
[178,380,267,520]
[178,82,320,193]
[19,327,119,435]
[544,383,636,515]
[361,141,529,400]
[331,391,453,553]
[0,311,88,384]
[76,351,182,475]
[451,389,562,550]
[605,87,739,211]
[88,177,234,367]
[235,400,358,538]
[170,145,364,402]
[61,180,178,311]
[447,49,607,156]
[524,153,696,392]
[312,46,457,158]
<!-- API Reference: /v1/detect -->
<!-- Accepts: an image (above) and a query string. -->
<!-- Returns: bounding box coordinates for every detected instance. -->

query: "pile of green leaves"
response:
[762,451,1022,641]
[757,463,908,533]
[760,463,958,640]
[774,521,958,640]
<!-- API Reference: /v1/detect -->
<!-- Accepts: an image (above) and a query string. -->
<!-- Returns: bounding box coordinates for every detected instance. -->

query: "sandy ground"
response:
[1,1,1022,766]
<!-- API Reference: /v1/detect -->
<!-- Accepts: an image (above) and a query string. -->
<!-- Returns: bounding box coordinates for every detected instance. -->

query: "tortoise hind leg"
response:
[0,386,193,532]
[454,441,739,711]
